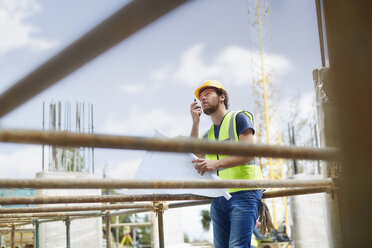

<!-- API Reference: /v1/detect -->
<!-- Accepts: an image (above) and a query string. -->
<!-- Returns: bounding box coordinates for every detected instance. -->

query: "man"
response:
[190,80,263,248]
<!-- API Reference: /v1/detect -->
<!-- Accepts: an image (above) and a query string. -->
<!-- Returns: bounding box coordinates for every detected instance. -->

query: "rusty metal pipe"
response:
[0,194,210,205]
[262,186,329,198]
[0,228,34,233]
[0,203,154,214]
[0,178,334,190]
[105,212,111,248]
[0,186,331,207]
[65,217,71,248]
[315,0,326,67]
[157,210,165,248]
[163,187,329,209]
[11,224,15,248]
[0,208,150,221]
[0,187,330,220]
[111,222,152,228]
[0,129,339,161]
[0,0,188,118]
[168,200,212,209]
[0,187,330,223]
[0,211,102,219]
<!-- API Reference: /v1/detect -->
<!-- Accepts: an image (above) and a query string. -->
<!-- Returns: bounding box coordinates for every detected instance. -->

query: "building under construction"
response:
[0,0,371,248]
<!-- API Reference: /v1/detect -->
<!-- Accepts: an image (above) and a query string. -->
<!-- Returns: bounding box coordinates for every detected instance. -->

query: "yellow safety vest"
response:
[202,111,263,193]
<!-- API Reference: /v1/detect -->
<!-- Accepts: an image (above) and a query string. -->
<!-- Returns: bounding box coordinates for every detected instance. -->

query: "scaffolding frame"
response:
[1,0,370,247]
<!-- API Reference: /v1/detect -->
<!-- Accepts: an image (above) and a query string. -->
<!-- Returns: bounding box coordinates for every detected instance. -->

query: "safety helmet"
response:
[194,80,226,100]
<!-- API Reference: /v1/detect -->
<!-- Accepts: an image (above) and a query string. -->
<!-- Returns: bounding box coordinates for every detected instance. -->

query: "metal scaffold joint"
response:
[153,201,168,215]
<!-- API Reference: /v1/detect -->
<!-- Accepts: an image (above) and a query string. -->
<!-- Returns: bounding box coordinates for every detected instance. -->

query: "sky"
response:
[0,0,322,242]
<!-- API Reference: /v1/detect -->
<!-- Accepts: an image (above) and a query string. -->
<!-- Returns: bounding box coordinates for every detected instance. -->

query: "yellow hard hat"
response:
[194,80,225,100]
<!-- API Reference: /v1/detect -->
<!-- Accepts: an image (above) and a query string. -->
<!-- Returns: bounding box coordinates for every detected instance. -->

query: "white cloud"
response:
[119,83,145,94]
[149,43,291,87]
[98,106,191,138]
[0,146,42,178]
[0,0,58,55]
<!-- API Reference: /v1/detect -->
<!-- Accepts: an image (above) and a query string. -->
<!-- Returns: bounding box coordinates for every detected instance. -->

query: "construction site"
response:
[0,0,371,247]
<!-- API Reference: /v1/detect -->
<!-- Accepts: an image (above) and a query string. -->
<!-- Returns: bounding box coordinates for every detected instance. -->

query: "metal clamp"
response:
[328,176,342,199]
[152,201,168,216]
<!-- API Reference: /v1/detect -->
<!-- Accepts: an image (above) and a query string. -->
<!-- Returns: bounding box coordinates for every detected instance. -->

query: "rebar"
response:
[0,129,339,160]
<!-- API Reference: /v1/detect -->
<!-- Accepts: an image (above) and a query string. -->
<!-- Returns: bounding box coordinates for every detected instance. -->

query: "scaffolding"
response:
[0,0,371,247]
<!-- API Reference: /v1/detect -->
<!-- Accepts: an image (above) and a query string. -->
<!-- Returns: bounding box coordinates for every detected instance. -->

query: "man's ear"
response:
[219,94,225,102]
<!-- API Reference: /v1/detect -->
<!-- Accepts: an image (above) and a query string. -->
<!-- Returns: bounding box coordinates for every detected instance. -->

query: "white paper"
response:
[129,131,231,200]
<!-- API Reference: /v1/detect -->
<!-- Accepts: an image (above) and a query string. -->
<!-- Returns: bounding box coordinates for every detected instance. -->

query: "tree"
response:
[136,214,151,245]
[200,209,211,232]
[285,95,320,175]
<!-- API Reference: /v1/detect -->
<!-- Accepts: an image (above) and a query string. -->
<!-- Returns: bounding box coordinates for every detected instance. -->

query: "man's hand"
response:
[190,101,202,124]
[193,158,220,176]
[190,101,202,138]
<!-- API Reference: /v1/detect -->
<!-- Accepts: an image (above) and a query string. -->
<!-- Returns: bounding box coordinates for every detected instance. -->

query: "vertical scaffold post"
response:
[65,217,71,248]
[154,201,166,248]
[115,216,119,244]
[105,212,111,248]
[157,210,164,248]
[11,224,15,248]
[313,68,343,248]
[323,0,372,247]
[34,219,39,248]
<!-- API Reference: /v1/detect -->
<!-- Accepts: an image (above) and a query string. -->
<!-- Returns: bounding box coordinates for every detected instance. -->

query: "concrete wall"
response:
[36,172,102,248]
[290,174,328,248]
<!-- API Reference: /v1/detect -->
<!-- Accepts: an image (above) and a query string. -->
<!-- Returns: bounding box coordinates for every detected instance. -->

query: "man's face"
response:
[199,88,222,115]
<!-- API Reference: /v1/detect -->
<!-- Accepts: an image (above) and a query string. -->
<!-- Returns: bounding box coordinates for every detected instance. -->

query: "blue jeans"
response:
[210,190,262,248]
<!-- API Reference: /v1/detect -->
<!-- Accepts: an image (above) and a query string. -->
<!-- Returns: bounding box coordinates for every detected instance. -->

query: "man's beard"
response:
[203,102,219,115]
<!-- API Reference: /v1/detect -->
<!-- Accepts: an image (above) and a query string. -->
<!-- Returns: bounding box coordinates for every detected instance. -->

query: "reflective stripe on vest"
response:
[201,111,264,193]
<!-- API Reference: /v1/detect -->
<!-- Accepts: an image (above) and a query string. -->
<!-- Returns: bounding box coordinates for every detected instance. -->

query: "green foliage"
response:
[184,233,190,243]
[200,209,211,232]
[137,214,151,245]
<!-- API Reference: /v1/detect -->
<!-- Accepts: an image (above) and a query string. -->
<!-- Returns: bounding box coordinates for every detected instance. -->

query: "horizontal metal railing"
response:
[0,129,339,161]
[0,203,154,214]
[0,187,329,207]
[0,178,334,189]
